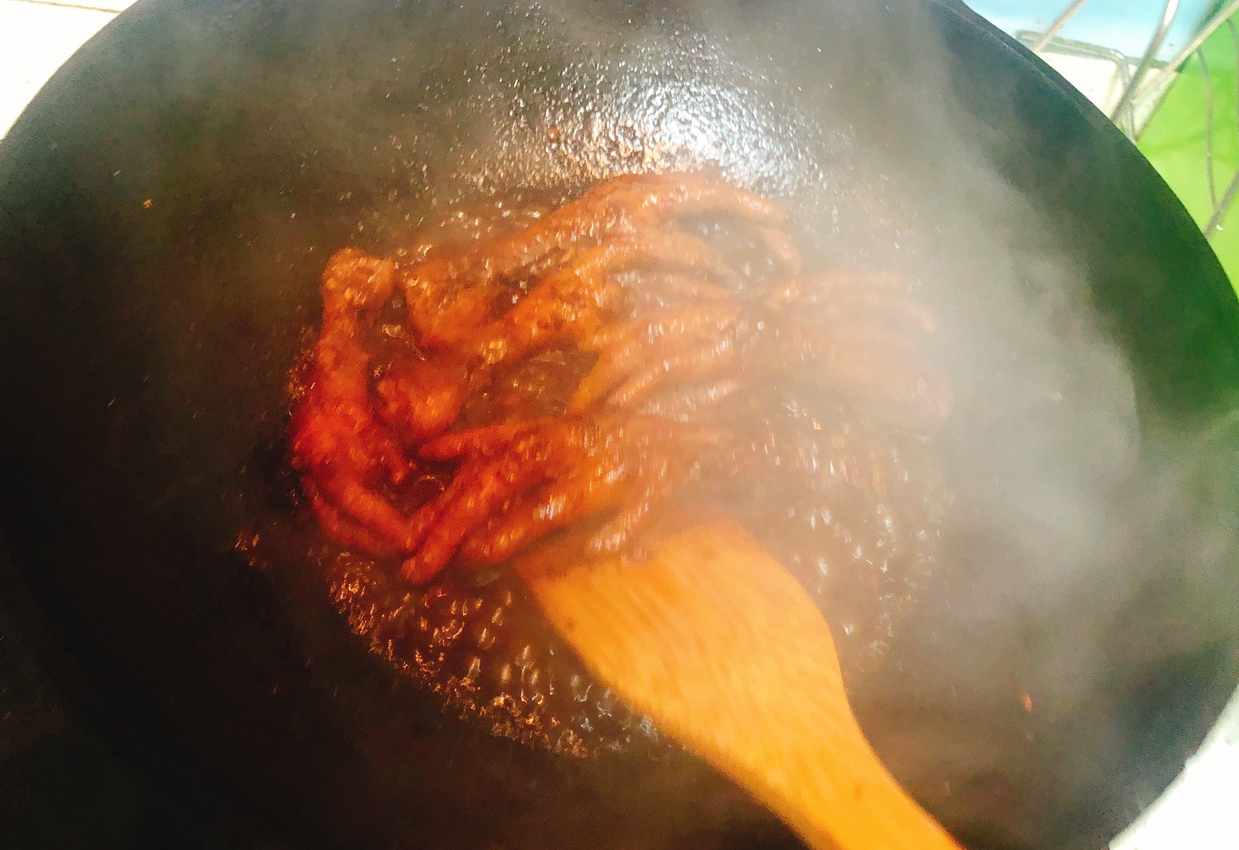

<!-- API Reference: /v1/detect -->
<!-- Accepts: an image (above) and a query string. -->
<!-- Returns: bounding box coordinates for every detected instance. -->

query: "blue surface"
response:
[965,0,1216,60]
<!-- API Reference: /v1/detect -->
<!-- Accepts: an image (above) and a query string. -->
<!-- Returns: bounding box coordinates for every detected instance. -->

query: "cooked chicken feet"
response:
[289,172,951,583]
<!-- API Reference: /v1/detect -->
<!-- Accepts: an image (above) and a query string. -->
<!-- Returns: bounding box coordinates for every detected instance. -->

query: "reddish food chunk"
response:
[288,172,951,584]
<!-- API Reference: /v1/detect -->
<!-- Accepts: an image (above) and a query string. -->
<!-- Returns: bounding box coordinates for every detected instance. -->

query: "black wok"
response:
[2,1,1239,848]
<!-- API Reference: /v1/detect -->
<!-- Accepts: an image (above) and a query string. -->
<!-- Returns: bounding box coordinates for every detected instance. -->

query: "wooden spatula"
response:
[518,519,964,850]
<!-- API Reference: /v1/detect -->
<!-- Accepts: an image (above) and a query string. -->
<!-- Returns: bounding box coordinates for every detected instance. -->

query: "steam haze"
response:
[48,0,1239,848]
[453,2,1239,847]
[301,1,1239,846]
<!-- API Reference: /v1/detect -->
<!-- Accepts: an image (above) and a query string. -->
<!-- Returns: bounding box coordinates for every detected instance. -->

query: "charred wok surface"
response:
[284,172,953,754]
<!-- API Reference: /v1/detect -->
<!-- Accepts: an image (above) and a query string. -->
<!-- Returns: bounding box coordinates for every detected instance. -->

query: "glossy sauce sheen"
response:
[284,174,951,755]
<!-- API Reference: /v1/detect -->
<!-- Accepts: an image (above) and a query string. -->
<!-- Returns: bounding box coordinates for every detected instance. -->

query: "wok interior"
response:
[2,1,1239,849]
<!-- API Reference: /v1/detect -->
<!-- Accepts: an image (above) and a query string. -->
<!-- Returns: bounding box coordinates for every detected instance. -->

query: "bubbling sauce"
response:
[282,172,951,755]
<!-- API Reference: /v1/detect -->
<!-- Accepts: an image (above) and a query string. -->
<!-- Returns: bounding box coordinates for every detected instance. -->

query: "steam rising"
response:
[413,3,1239,848]
[307,1,1239,846]
[117,0,1238,847]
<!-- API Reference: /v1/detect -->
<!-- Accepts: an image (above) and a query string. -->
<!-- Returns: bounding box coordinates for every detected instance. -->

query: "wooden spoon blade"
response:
[519,520,963,850]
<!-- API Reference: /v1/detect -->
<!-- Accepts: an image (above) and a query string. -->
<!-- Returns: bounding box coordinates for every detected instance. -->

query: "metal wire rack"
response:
[1009,0,1239,239]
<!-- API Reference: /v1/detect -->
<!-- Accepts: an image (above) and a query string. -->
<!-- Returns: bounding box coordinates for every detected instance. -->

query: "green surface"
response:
[1139,17,1239,294]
